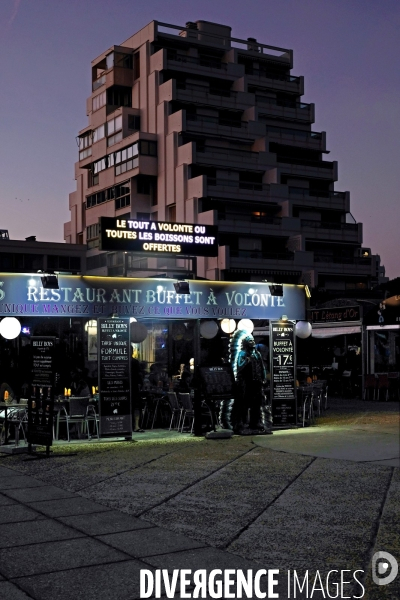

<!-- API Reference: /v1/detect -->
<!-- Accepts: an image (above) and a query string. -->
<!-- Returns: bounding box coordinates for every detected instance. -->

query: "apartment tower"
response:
[65,19,384,291]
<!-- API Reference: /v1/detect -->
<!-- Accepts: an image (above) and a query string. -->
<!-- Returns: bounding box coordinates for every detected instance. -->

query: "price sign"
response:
[270,320,297,425]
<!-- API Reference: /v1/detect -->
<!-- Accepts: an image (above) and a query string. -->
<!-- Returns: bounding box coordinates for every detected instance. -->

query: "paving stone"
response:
[0,537,129,578]
[97,526,206,558]
[0,581,33,599]
[28,496,110,518]
[0,475,46,490]
[0,466,19,477]
[228,458,393,574]
[0,504,44,525]
[144,448,312,547]
[0,518,84,548]
[59,510,155,536]
[13,559,150,600]
[0,493,18,506]
[4,485,76,504]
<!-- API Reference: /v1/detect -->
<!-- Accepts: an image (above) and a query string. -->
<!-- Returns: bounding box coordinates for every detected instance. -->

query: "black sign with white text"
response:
[270,320,296,425]
[98,318,131,437]
[99,217,218,257]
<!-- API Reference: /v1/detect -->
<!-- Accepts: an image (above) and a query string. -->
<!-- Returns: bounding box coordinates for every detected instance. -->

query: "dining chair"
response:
[178,393,195,433]
[167,392,183,431]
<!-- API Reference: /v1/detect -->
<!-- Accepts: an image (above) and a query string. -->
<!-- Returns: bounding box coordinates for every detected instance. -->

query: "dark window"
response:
[134,52,140,78]
[107,86,132,108]
[137,212,150,220]
[128,115,141,130]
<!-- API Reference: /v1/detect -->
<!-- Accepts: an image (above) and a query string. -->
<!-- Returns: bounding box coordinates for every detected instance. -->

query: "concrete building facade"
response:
[65,19,384,291]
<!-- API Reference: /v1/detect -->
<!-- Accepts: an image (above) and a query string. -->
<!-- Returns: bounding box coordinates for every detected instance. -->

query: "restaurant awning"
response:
[312,325,362,338]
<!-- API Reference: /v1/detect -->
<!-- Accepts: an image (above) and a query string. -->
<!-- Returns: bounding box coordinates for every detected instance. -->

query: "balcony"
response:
[256,96,314,123]
[278,156,338,181]
[92,74,106,91]
[186,113,259,141]
[230,249,294,261]
[301,219,362,243]
[206,177,270,202]
[246,70,303,94]
[196,145,272,172]
[264,124,325,151]
[175,81,253,111]
[288,187,348,210]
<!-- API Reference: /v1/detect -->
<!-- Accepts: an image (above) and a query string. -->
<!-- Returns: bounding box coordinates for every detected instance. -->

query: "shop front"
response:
[0,273,307,438]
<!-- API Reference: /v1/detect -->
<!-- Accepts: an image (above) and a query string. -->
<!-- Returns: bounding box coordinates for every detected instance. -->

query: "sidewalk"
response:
[0,398,398,600]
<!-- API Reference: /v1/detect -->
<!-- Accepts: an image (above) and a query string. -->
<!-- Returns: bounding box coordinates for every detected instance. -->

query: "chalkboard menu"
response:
[28,337,56,447]
[270,320,297,425]
[199,366,235,397]
[31,337,56,387]
[98,318,131,437]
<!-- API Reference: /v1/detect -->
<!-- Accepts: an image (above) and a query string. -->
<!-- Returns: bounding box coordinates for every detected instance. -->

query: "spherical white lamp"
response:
[295,321,312,339]
[0,317,22,340]
[199,320,219,339]
[220,318,236,334]
[237,319,254,334]
[130,322,148,343]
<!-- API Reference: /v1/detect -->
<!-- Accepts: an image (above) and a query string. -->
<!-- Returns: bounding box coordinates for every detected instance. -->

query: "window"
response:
[92,91,106,111]
[139,140,157,156]
[137,212,150,220]
[115,182,131,210]
[128,115,140,131]
[107,116,123,146]
[134,52,140,78]
[87,224,99,240]
[168,205,176,221]
[107,86,132,108]
[107,52,133,70]
[79,147,92,160]
[86,182,130,210]
[93,124,105,143]
[79,133,93,160]
[107,114,122,135]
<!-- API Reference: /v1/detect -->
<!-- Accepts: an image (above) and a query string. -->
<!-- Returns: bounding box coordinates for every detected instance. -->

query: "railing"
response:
[264,124,322,141]
[167,51,228,70]
[256,96,310,110]
[231,249,294,260]
[207,177,268,192]
[92,74,106,91]
[186,113,245,129]
[288,187,346,199]
[219,212,282,225]
[277,156,335,170]
[197,146,259,160]
[157,21,291,60]
[301,220,358,231]
[176,81,237,98]
[314,255,372,265]
[245,67,300,83]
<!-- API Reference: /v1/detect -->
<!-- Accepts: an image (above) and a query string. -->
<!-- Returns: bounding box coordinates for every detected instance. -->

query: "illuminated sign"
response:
[99,217,218,257]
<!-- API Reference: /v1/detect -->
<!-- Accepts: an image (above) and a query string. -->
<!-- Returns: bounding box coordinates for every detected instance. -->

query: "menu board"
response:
[270,320,297,425]
[31,337,56,387]
[28,337,56,447]
[98,318,131,437]
[199,366,235,397]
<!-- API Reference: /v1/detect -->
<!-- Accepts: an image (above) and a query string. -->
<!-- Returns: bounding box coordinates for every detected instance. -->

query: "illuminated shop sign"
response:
[99,217,218,257]
[0,274,306,321]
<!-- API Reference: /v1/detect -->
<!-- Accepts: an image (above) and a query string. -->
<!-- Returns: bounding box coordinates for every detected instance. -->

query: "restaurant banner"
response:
[270,320,297,425]
[98,317,131,437]
[308,305,360,323]
[0,274,306,321]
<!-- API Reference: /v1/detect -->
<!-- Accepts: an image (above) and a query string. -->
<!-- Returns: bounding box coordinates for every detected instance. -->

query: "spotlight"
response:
[174,281,190,295]
[269,284,283,297]
[41,273,59,289]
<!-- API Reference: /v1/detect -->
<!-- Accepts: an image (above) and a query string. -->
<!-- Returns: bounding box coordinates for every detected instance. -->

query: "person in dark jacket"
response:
[131,356,144,432]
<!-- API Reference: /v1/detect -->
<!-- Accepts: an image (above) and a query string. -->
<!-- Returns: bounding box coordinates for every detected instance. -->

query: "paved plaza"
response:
[0,398,398,599]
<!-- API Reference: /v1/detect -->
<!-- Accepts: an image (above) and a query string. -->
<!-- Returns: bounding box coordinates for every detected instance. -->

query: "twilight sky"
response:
[0,0,399,278]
